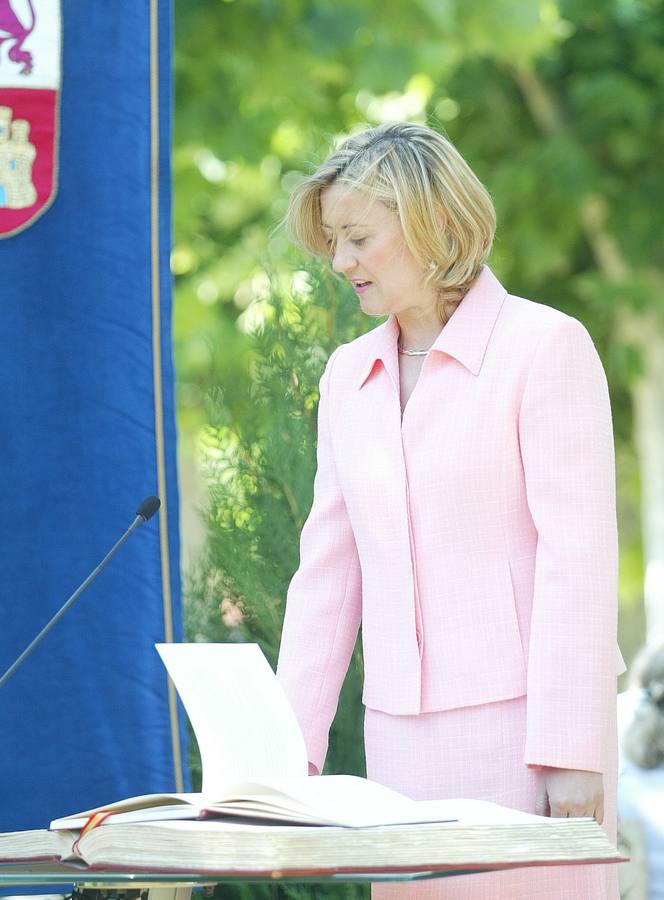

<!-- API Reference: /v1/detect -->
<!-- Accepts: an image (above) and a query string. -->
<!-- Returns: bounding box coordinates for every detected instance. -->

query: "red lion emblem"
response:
[0,0,36,75]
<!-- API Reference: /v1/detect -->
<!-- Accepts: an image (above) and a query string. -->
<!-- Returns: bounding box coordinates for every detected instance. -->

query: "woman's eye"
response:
[351,237,367,247]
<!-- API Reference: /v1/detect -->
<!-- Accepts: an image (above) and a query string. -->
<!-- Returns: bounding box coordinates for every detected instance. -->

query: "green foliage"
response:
[207,881,370,900]
[186,261,370,656]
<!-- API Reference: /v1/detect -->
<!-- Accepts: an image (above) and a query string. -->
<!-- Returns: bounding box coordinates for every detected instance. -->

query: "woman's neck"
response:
[396,311,447,352]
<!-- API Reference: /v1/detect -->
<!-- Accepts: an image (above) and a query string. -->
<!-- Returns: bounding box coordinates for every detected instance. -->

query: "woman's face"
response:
[320,182,438,320]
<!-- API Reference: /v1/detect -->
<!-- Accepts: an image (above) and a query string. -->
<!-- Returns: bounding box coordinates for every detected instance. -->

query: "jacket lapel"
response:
[355,265,508,389]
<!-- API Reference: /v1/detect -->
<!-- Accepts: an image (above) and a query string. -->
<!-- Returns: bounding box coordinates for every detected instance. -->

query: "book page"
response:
[156,643,308,790]
[205,775,458,827]
[0,828,72,863]
[50,797,207,830]
[413,798,553,824]
[49,791,548,832]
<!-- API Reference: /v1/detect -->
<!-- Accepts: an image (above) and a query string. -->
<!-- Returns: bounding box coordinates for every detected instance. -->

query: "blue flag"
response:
[0,0,187,832]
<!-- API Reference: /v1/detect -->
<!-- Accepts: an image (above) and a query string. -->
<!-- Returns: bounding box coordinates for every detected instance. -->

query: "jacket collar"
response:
[357,265,508,389]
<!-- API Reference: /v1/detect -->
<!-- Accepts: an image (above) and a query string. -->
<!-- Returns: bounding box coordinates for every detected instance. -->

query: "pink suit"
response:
[277,266,624,898]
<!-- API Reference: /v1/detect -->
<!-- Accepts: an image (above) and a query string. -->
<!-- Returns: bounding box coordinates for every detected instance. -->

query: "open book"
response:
[0,813,622,876]
[0,800,620,877]
[48,644,462,830]
[0,644,624,877]
[48,775,461,830]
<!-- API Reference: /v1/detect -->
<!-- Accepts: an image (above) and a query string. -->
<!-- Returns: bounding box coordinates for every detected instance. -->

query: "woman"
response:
[276,121,625,898]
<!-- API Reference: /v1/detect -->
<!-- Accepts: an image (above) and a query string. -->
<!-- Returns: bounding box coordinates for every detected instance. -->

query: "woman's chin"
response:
[358,295,387,315]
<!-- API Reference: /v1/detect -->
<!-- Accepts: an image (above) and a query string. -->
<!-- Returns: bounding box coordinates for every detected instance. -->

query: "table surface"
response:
[0,863,488,886]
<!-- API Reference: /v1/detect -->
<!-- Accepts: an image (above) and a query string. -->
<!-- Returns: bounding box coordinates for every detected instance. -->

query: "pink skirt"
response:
[364,696,618,899]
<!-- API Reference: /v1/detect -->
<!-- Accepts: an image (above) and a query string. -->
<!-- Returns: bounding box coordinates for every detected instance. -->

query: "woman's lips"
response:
[353,281,373,294]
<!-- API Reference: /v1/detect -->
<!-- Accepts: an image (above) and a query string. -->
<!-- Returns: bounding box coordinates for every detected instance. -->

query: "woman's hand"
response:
[535,766,604,824]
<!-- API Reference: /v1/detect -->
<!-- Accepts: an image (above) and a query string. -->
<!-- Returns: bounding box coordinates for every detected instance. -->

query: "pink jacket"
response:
[277,266,625,776]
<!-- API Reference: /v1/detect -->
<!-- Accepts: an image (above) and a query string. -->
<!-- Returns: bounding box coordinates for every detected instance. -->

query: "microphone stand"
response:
[0,498,160,689]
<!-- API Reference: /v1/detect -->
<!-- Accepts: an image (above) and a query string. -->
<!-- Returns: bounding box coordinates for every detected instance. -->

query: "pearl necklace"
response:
[398,344,430,357]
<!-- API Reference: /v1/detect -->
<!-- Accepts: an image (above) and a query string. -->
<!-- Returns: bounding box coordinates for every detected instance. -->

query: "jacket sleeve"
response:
[519,315,619,773]
[276,347,362,775]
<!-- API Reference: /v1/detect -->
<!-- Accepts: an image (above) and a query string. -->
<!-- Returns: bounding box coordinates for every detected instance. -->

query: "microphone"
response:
[136,495,161,522]
[0,496,161,689]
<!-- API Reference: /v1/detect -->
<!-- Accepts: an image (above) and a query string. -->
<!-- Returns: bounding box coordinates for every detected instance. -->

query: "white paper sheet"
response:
[156,643,309,791]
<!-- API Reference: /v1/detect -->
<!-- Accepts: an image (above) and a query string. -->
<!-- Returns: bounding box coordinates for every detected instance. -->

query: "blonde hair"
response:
[623,642,664,769]
[284,122,496,323]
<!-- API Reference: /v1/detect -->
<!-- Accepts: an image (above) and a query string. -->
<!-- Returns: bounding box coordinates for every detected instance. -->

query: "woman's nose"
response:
[331,243,357,274]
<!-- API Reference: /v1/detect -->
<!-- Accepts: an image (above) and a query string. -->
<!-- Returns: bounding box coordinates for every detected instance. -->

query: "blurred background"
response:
[173,0,663,824]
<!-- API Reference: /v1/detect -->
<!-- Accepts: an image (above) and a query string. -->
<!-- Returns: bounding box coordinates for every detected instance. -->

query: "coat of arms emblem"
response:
[0,0,60,238]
